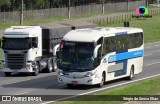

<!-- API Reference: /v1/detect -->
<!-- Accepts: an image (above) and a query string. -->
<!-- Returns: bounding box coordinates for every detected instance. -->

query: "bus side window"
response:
[105,38,110,54]
[109,37,116,52]
[103,37,109,55]
[128,34,134,49]
[128,32,143,49]
[137,32,143,47]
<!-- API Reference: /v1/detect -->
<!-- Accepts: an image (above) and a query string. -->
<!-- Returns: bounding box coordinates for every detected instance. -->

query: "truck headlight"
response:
[27,61,35,68]
[26,63,32,68]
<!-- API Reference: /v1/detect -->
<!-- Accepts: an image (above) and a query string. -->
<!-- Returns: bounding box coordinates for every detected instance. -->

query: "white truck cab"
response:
[1,26,59,76]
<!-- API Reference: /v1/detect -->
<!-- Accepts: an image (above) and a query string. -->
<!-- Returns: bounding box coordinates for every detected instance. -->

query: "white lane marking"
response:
[144,54,152,57]
[145,45,160,49]
[14,91,29,95]
[144,62,160,67]
[41,74,160,104]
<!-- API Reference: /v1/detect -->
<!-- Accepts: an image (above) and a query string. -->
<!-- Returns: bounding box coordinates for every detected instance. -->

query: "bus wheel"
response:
[98,73,105,87]
[128,66,134,80]
[4,72,11,76]
[32,62,40,76]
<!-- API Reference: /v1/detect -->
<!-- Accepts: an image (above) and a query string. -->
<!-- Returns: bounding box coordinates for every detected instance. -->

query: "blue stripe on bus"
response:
[115,50,128,77]
[108,50,144,63]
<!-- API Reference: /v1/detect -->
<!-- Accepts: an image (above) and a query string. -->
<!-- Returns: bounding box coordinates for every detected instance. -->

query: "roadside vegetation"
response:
[0,5,158,30]
[0,9,135,30]
[54,76,160,104]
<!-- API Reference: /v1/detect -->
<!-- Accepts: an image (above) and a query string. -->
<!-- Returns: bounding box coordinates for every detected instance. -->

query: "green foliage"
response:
[0,0,11,6]
[0,0,11,11]
[0,0,142,12]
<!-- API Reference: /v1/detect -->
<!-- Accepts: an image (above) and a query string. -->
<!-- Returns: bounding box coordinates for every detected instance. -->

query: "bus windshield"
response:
[58,41,94,72]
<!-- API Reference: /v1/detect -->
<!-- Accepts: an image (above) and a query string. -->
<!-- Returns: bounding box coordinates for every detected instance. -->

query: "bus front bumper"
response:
[58,75,100,85]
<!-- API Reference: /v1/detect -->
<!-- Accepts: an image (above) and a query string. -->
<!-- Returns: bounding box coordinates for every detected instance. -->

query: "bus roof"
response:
[63,27,143,42]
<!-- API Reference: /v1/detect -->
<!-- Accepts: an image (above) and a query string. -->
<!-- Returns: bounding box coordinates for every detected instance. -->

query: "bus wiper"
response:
[78,60,85,72]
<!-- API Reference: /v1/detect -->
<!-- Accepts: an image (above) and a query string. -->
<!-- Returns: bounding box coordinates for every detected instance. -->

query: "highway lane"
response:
[0,41,160,104]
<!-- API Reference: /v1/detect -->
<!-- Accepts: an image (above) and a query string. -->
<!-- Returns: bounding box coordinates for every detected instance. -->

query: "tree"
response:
[0,0,11,12]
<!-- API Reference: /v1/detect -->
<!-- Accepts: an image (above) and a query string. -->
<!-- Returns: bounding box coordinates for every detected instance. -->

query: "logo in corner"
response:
[132,5,152,20]
[136,6,148,15]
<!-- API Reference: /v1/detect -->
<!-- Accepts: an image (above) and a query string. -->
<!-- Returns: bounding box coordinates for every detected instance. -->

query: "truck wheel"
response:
[52,60,57,72]
[97,73,105,87]
[47,59,53,73]
[32,62,40,76]
[127,66,134,80]
[4,72,11,76]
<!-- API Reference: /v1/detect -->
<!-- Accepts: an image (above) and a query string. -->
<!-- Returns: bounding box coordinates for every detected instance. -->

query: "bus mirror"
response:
[53,44,60,56]
[93,44,101,58]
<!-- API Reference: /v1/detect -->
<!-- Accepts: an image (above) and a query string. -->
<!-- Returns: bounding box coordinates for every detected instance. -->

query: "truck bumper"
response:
[1,67,34,73]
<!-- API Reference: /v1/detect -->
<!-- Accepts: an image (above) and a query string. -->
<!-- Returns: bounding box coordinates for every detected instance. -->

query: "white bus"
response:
[57,27,144,87]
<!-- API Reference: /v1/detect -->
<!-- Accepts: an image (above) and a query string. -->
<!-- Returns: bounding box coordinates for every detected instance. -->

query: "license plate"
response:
[71,81,78,85]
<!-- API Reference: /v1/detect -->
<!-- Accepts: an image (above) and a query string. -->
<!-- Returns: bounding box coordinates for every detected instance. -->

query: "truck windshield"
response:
[2,38,30,50]
[58,41,95,72]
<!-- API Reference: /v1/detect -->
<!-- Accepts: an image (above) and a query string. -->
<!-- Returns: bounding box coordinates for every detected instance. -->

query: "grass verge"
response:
[55,76,160,104]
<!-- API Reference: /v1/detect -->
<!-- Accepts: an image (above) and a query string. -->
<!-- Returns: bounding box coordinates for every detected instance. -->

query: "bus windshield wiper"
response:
[78,60,85,72]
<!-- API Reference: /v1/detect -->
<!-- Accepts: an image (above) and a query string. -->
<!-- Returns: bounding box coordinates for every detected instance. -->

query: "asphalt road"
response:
[0,41,160,104]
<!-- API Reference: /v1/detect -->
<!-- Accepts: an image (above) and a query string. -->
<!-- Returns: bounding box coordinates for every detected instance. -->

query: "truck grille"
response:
[6,54,26,69]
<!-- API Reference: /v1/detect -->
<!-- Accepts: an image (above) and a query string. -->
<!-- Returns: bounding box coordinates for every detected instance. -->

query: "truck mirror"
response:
[93,44,101,58]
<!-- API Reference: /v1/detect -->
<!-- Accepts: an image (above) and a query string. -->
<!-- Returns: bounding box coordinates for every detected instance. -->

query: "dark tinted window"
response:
[103,32,143,54]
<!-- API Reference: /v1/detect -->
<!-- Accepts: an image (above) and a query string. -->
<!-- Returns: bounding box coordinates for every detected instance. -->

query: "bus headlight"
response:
[58,70,64,76]
[84,71,96,77]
